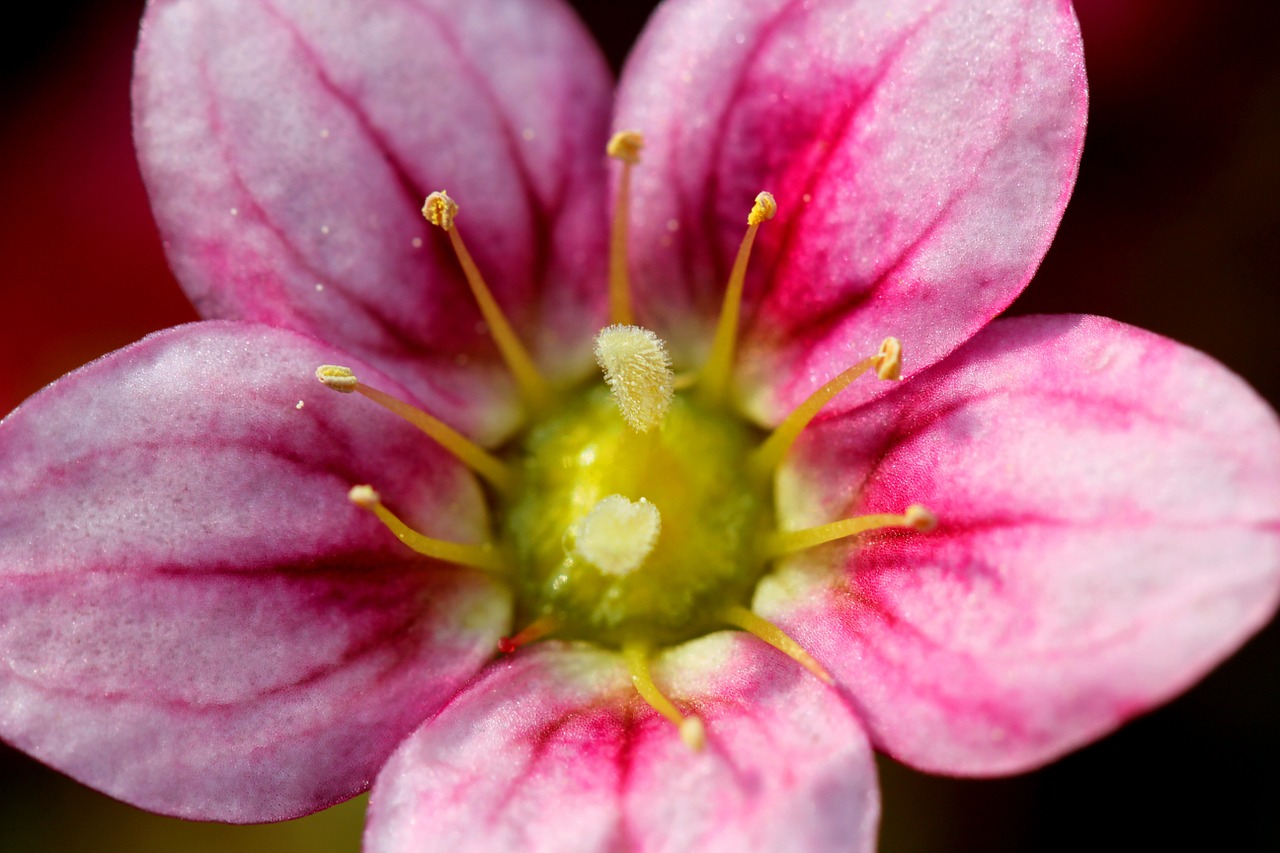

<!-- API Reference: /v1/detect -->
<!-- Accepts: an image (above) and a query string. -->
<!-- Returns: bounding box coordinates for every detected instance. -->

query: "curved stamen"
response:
[699,191,777,406]
[423,191,553,411]
[765,504,936,558]
[348,485,507,573]
[719,604,833,685]
[748,336,902,480]
[316,365,516,494]
[607,130,644,326]
[622,642,705,751]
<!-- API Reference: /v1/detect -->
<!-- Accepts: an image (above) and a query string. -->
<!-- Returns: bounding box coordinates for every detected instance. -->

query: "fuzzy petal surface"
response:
[755,314,1280,774]
[134,0,613,442]
[615,0,1086,421]
[0,322,510,821]
[365,634,878,853]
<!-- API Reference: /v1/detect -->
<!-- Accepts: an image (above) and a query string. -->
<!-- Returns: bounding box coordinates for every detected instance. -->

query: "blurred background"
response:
[1,0,1276,849]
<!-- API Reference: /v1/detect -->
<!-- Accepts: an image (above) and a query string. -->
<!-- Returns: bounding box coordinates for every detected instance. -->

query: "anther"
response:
[764,503,938,558]
[594,325,674,433]
[565,495,661,577]
[422,190,552,410]
[314,364,517,493]
[749,336,903,480]
[348,483,507,572]
[700,191,776,406]
[720,604,834,685]
[622,643,704,752]
[607,130,645,325]
[316,364,358,393]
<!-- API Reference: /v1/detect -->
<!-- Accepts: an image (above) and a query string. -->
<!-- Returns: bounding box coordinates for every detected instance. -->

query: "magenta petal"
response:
[756,314,1280,775]
[365,634,879,853]
[616,0,1086,420]
[0,322,510,821]
[134,0,613,438]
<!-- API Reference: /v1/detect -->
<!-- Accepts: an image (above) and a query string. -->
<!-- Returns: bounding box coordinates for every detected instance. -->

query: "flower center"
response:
[314,130,937,748]
[502,381,770,648]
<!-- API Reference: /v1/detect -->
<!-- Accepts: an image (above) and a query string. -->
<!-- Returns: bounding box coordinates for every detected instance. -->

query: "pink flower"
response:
[2,0,1277,850]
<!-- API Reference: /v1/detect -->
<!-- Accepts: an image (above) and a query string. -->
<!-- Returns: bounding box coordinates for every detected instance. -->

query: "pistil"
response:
[423,191,553,410]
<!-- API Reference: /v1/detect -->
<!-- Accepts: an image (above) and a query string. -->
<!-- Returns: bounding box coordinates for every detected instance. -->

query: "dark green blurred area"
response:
[2,1,1277,851]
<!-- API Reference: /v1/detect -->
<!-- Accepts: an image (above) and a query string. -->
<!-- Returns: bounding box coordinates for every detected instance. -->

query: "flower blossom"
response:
[2,0,1279,850]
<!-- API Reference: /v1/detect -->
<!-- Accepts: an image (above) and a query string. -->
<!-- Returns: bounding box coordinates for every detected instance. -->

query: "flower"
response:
[1,1,1278,851]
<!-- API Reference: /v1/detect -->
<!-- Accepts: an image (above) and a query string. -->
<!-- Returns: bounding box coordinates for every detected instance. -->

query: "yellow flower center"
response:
[315,130,935,748]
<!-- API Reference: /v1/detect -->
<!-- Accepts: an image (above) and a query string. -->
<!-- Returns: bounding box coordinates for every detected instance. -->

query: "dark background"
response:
[1,1,1277,850]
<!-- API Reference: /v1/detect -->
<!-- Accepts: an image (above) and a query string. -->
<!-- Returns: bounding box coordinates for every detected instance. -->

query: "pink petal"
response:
[615,0,1087,421]
[365,634,879,853]
[0,322,510,821]
[134,0,613,441]
[755,314,1280,775]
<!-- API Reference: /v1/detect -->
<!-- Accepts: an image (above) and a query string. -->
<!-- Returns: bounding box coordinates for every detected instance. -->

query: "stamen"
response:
[565,495,661,577]
[348,485,507,572]
[606,130,644,326]
[422,191,552,410]
[719,604,834,685]
[498,615,559,653]
[315,365,516,493]
[748,336,902,479]
[699,191,777,406]
[622,642,705,751]
[764,504,937,558]
[594,325,674,433]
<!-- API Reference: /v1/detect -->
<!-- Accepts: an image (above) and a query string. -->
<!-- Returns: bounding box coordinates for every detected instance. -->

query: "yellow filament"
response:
[607,130,644,325]
[348,485,506,572]
[315,366,516,494]
[700,192,776,406]
[748,336,902,480]
[622,642,705,751]
[764,504,936,558]
[719,604,833,685]
[422,191,552,410]
[498,616,559,653]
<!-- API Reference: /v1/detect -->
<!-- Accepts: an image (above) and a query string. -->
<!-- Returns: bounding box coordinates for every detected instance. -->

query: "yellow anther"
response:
[421,190,553,410]
[720,604,834,685]
[316,364,358,393]
[700,190,776,406]
[622,642,704,752]
[679,717,706,751]
[422,191,458,231]
[566,495,662,577]
[348,483,507,572]
[749,339,905,480]
[607,131,645,324]
[594,325,674,433]
[748,191,777,226]
[875,336,902,381]
[606,130,644,164]
[764,504,938,558]
[314,365,517,493]
[905,504,937,532]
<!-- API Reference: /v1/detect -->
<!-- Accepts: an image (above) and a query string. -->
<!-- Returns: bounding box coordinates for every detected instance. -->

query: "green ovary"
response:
[500,386,771,648]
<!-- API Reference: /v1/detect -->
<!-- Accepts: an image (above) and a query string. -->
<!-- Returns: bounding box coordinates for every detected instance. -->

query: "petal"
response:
[0,322,511,821]
[615,0,1086,421]
[755,315,1280,774]
[134,0,613,440]
[365,634,879,853]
